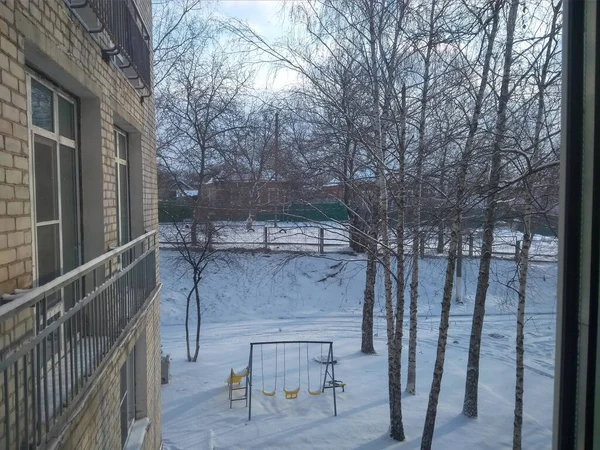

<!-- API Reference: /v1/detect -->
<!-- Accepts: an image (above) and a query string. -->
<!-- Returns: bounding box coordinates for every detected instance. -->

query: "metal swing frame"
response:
[246,340,338,421]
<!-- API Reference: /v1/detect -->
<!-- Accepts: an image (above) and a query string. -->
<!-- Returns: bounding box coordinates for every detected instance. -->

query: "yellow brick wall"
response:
[0,0,159,288]
[0,0,160,448]
[0,0,32,295]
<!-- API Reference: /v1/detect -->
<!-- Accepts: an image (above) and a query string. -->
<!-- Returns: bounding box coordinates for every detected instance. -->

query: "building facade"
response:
[0,0,161,449]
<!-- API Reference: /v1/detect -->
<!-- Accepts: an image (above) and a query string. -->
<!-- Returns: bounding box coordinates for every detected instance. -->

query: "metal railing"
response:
[0,231,157,450]
[68,0,152,91]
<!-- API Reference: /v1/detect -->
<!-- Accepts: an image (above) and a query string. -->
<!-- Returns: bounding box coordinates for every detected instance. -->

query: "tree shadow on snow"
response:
[370,414,470,450]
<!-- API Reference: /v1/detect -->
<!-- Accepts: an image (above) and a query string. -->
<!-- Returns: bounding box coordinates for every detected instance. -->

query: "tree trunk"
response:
[192,278,202,362]
[513,4,560,445]
[514,218,531,449]
[421,3,500,447]
[463,0,519,418]
[455,232,463,303]
[407,233,419,394]
[350,211,367,252]
[393,84,408,437]
[399,83,416,396]
[191,181,203,246]
[437,221,444,254]
[367,0,404,440]
[185,289,193,361]
[421,213,461,450]
[362,240,378,354]
[437,147,448,254]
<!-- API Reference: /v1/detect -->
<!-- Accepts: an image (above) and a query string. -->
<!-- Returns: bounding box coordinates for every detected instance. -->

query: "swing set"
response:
[240,340,341,420]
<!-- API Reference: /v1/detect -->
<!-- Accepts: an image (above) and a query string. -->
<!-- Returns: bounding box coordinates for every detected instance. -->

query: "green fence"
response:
[159,201,193,223]
[159,201,348,223]
[256,202,348,222]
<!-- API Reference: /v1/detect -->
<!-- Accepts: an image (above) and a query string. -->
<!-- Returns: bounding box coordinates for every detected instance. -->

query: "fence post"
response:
[469,234,474,257]
[515,240,521,262]
[319,228,325,254]
[263,227,268,250]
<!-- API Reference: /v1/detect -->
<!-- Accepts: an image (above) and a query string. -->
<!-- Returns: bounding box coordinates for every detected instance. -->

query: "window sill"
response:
[124,418,151,450]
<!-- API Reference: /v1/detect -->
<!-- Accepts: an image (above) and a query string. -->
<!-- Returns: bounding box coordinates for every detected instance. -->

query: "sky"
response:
[211,0,301,91]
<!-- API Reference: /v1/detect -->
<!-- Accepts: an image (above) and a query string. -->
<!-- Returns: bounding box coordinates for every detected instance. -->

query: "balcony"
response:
[0,231,158,449]
[65,0,152,95]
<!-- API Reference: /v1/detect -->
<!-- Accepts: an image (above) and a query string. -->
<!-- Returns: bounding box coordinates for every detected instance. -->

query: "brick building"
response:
[204,176,300,220]
[0,1,161,449]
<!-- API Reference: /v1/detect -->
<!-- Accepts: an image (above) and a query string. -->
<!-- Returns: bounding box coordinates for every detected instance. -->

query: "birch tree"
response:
[421,2,502,447]
[407,0,439,395]
[463,0,520,419]
[513,2,561,447]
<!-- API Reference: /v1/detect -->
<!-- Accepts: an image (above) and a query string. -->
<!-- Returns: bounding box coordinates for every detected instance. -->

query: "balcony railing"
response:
[66,0,152,94]
[0,231,157,449]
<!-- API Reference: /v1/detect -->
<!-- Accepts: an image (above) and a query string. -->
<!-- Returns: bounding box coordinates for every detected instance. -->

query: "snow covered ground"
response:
[160,250,557,449]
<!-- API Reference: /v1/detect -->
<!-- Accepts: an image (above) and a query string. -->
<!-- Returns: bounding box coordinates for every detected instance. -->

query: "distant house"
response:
[203,174,303,220]
[176,188,199,200]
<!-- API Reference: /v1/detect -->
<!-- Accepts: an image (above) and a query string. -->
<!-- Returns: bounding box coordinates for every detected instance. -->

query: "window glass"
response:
[31,79,54,131]
[34,138,58,222]
[60,145,79,272]
[119,164,130,244]
[118,132,127,160]
[59,96,75,140]
[128,351,136,421]
[120,350,136,448]
[36,223,60,286]
[120,363,129,448]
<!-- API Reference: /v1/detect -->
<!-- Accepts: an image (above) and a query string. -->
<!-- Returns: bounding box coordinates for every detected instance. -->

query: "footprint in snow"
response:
[489,333,505,339]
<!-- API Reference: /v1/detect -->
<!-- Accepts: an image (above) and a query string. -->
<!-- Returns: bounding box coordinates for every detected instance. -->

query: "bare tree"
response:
[158,37,252,243]
[407,0,440,396]
[463,0,520,419]
[421,2,502,447]
[512,2,561,447]
[152,0,205,89]
[161,213,220,362]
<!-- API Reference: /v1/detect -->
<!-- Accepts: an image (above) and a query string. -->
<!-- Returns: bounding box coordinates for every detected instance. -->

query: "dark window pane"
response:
[34,137,58,222]
[36,223,60,285]
[118,132,127,160]
[127,351,135,421]
[59,97,75,140]
[31,79,54,131]
[119,164,130,244]
[60,145,79,272]
[120,363,128,447]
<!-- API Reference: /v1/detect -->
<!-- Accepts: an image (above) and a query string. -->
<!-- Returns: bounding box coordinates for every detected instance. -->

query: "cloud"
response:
[217,0,286,40]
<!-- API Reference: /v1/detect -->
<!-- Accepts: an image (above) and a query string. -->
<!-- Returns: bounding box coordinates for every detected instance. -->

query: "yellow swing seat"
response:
[308,388,322,396]
[226,367,248,385]
[262,388,276,397]
[283,387,300,399]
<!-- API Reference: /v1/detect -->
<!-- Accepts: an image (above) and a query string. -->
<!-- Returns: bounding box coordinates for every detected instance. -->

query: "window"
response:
[120,349,136,448]
[115,129,131,246]
[28,74,80,313]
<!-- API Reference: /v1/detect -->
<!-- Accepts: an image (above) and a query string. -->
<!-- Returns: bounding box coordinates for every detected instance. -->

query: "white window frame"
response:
[121,348,136,448]
[115,128,131,246]
[26,72,81,350]
[27,73,81,308]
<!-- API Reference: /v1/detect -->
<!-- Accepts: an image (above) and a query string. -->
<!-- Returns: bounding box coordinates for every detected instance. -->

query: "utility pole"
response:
[274,111,279,228]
